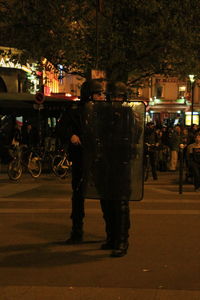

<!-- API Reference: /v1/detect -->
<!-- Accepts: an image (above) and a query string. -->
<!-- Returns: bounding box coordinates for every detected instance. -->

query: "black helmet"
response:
[106,81,127,99]
[90,80,103,93]
[80,79,103,102]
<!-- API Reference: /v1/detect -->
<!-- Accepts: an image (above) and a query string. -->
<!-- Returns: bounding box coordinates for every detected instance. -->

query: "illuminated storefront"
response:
[146,96,200,126]
[133,75,200,126]
[0,47,60,96]
[41,58,59,96]
[0,47,40,94]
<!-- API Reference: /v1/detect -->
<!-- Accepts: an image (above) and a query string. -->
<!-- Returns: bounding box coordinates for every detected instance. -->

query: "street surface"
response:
[0,170,200,299]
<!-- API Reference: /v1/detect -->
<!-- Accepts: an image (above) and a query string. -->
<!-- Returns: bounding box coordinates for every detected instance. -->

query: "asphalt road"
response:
[0,171,200,299]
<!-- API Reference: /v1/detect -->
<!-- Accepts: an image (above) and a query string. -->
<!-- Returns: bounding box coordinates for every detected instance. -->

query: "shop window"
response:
[185,112,199,126]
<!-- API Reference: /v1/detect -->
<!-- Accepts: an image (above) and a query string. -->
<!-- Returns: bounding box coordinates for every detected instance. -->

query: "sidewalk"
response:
[0,171,200,300]
[1,286,200,300]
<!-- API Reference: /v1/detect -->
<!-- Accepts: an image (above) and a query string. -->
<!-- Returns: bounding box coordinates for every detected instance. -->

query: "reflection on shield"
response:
[82,101,145,201]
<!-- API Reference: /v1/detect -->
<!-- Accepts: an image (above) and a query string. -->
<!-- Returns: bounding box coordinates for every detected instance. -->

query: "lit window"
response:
[178,86,186,98]
[155,84,163,98]
[185,112,199,126]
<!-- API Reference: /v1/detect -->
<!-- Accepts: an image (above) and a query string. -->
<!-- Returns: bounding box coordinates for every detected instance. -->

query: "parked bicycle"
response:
[8,145,42,180]
[37,147,55,174]
[52,149,72,179]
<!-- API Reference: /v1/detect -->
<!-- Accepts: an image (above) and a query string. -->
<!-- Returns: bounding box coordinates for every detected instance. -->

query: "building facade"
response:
[132,74,200,126]
[1,46,200,126]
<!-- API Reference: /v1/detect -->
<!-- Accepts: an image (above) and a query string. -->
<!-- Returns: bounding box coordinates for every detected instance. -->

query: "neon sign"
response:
[0,57,32,73]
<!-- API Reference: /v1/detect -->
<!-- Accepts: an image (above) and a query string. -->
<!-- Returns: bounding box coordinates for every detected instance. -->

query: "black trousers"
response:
[100,197,130,247]
[190,161,200,189]
[94,158,131,247]
[71,148,85,228]
[149,150,157,179]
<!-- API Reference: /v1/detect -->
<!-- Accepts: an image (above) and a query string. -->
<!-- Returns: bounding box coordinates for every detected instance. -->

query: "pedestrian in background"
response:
[187,132,200,192]
[11,121,22,147]
[22,122,39,148]
[144,122,158,179]
[168,125,182,171]
[188,124,199,144]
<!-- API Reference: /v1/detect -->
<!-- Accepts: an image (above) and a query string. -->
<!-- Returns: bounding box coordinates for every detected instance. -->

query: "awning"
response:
[148,104,189,113]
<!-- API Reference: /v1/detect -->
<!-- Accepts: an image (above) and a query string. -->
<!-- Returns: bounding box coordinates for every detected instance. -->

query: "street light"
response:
[189,74,195,126]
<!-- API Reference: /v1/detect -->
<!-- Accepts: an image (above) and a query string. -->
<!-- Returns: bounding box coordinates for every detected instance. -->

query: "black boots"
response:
[66,222,83,244]
[66,191,85,244]
[110,242,129,257]
[101,240,129,257]
[65,231,83,244]
[100,237,114,250]
[100,198,130,257]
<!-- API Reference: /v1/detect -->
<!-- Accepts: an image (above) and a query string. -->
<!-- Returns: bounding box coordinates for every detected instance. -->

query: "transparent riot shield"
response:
[82,101,145,201]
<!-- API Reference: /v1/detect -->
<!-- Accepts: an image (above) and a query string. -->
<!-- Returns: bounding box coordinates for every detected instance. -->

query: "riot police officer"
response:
[60,79,105,244]
[95,81,132,257]
[82,80,137,257]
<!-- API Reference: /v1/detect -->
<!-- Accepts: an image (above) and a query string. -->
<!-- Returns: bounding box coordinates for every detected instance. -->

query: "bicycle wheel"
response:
[52,154,69,178]
[28,155,42,178]
[8,159,22,180]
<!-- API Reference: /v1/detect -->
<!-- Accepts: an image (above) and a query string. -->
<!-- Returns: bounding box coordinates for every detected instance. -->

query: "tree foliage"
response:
[1,0,200,83]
